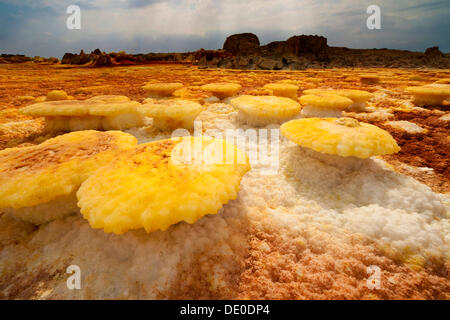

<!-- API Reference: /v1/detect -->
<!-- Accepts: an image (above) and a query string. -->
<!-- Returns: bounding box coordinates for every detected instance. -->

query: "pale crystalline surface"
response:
[384,121,427,134]
[0,101,448,299]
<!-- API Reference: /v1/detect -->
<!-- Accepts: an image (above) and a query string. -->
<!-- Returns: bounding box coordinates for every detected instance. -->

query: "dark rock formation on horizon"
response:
[211,33,329,70]
[223,33,260,56]
[196,33,450,70]
[424,46,444,61]
[60,49,201,67]
[3,34,449,69]
[61,49,113,67]
[0,54,58,64]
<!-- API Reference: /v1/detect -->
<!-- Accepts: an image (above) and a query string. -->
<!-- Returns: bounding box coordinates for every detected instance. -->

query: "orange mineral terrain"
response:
[0,62,449,299]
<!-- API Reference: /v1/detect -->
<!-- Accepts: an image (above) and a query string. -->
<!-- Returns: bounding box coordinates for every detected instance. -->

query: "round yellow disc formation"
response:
[201,82,242,99]
[77,136,250,234]
[142,82,184,97]
[20,95,140,117]
[281,118,400,158]
[230,95,301,125]
[263,83,299,100]
[20,95,144,132]
[140,99,203,119]
[405,85,450,106]
[0,130,137,209]
[85,95,140,116]
[46,90,69,101]
[300,94,353,110]
[303,89,373,103]
[139,99,203,130]
[20,100,90,116]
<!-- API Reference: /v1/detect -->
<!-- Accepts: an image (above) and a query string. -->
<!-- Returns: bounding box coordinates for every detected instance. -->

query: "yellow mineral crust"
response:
[230,95,301,126]
[20,100,90,116]
[405,85,450,106]
[20,96,145,131]
[77,136,250,234]
[263,83,299,100]
[0,130,137,209]
[142,82,184,97]
[201,82,242,99]
[302,89,374,112]
[46,90,69,101]
[281,118,400,158]
[299,94,353,117]
[300,94,353,110]
[303,89,374,103]
[139,99,203,130]
[434,78,450,84]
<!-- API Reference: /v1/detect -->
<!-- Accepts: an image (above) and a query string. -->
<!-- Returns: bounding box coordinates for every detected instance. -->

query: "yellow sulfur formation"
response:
[46,90,69,101]
[405,85,450,106]
[139,99,203,130]
[299,94,353,117]
[142,82,184,97]
[303,89,373,103]
[281,118,400,158]
[0,130,137,209]
[300,94,353,110]
[85,95,141,116]
[85,94,131,103]
[230,95,301,126]
[434,78,450,84]
[20,95,145,131]
[77,136,250,234]
[263,83,299,101]
[201,82,242,99]
[20,100,90,116]
[303,89,374,112]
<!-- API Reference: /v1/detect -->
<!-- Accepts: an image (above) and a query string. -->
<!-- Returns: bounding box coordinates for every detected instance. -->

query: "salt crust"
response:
[130,103,448,259]
[1,102,448,298]
[384,121,426,134]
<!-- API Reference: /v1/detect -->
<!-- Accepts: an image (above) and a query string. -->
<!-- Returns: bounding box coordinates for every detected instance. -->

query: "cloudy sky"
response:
[0,0,449,58]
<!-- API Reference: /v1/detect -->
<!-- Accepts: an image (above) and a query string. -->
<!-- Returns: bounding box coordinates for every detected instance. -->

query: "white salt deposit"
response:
[385,120,426,134]
[0,101,448,299]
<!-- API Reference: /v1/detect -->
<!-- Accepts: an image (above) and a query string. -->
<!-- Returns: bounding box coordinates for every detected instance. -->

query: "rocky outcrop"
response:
[223,33,260,56]
[61,49,200,67]
[199,33,331,70]
[61,49,115,66]
[197,33,450,70]
[0,54,59,64]
[261,35,328,61]
[91,53,113,67]
[421,46,447,68]
[44,34,450,69]
[424,46,444,59]
[61,51,92,65]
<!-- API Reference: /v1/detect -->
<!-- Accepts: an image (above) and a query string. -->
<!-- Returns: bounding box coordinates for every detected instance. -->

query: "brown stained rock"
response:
[223,33,260,56]
[425,46,444,59]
